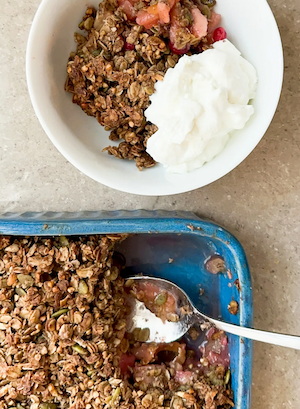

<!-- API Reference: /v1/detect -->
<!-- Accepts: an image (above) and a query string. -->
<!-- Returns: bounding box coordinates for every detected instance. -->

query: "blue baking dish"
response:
[0,210,252,408]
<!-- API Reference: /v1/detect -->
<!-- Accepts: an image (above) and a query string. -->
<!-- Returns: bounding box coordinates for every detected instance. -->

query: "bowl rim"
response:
[26,0,284,196]
[0,210,253,408]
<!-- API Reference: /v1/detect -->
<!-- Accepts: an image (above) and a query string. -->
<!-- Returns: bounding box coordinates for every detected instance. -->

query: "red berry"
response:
[169,41,190,55]
[213,27,227,42]
[120,353,135,375]
[124,42,135,51]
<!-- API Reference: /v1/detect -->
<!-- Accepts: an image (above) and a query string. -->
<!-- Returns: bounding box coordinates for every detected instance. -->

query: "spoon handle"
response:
[208,317,300,350]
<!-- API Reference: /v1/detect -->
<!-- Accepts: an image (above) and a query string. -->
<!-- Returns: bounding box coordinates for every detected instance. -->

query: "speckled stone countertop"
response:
[1,0,300,407]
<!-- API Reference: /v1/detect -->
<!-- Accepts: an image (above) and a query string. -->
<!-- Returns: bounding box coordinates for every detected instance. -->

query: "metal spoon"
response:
[127,276,300,349]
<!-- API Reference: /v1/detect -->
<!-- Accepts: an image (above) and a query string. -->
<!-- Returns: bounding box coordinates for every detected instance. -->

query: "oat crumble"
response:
[0,235,233,409]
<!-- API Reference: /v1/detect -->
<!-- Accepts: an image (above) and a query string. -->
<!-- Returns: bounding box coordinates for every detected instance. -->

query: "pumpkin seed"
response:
[15,288,26,297]
[132,328,141,341]
[111,387,121,404]
[144,86,154,95]
[59,236,69,247]
[184,9,193,24]
[78,280,88,294]
[17,274,34,288]
[0,279,8,289]
[225,369,231,384]
[132,327,150,342]
[167,56,176,68]
[83,17,94,31]
[139,328,150,342]
[92,50,101,56]
[72,344,88,355]
[51,308,69,318]
[201,0,216,6]
[201,5,211,18]
[207,370,224,386]
[39,404,57,409]
[154,292,167,306]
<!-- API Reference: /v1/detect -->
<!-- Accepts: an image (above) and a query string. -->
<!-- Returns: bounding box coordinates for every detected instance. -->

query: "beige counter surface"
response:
[1,0,300,407]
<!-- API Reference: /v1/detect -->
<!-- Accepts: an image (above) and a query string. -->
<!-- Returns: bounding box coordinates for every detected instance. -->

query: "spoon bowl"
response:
[126,276,198,343]
[128,276,300,350]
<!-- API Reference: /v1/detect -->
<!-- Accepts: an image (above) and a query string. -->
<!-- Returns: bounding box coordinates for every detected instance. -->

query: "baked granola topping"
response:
[0,235,233,409]
[65,0,219,170]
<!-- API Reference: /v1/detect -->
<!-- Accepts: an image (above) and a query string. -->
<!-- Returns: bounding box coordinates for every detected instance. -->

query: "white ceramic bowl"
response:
[26,0,283,196]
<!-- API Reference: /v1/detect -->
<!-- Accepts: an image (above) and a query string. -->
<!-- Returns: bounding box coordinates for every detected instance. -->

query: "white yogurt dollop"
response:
[145,40,257,173]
